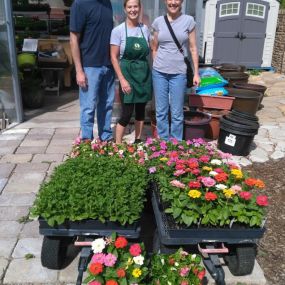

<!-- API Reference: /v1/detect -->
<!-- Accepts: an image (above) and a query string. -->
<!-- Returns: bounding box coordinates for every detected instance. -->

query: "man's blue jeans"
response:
[152,69,187,141]
[80,66,115,141]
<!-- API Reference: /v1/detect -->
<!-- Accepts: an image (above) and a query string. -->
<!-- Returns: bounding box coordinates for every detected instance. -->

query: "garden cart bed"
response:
[151,190,265,285]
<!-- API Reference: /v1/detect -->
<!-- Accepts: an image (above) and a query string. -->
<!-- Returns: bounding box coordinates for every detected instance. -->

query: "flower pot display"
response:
[188,93,235,110]
[226,88,263,115]
[218,115,259,156]
[183,111,211,140]
[233,82,267,109]
[220,72,249,87]
[198,108,229,140]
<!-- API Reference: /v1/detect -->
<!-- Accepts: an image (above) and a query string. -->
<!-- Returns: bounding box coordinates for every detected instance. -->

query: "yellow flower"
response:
[202,166,212,171]
[160,157,168,162]
[223,189,235,198]
[231,169,243,179]
[132,268,142,278]
[188,190,202,199]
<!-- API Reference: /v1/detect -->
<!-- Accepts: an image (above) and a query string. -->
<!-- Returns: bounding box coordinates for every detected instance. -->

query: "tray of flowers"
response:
[30,140,149,271]
[144,138,267,283]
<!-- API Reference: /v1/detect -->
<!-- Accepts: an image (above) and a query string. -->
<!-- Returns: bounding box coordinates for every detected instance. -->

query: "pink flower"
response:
[179,267,190,277]
[151,146,157,151]
[199,155,210,163]
[170,180,186,189]
[149,167,157,174]
[104,253,117,267]
[239,191,252,200]
[160,141,168,150]
[256,195,268,206]
[201,177,216,187]
[231,185,242,192]
[174,169,186,176]
[180,281,189,285]
[129,244,142,256]
[170,138,178,145]
[89,281,102,285]
[191,168,200,176]
[92,253,105,264]
[74,136,81,145]
[146,137,154,145]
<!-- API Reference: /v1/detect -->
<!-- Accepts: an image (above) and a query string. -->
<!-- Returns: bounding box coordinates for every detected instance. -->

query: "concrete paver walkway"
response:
[0,72,284,285]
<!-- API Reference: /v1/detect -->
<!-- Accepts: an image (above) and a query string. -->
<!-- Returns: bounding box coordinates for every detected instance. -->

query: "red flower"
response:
[106,280,118,285]
[129,243,142,256]
[176,163,186,170]
[127,146,135,153]
[256,195,268,206]
[116,268,126,278]
[215,173,228,182]
[205,192,218,201]
[188,161,199,169]
[244,178,256,187]
[191,168,200,176]
[114,237,128,248]
[214,168,223,173]
[239,191,252,200]
[188,181,201,189]
[89,262,103,275]
[198,269,206,280]
[168,257,175,265]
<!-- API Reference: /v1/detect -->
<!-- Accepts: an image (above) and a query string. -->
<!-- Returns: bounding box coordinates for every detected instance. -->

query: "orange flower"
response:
[244,178,256,187]
[114,236,128,248]
[127,146,135,153]
[255,179,265,188]
[106,280,118,285]
[215,173,228,182]
[89,262,103,275]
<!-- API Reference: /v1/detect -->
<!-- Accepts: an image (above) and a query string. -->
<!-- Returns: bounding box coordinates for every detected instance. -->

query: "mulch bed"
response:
[245,158,285,285]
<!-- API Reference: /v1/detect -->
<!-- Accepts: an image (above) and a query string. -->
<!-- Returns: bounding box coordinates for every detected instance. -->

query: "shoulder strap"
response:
[164,15,184,56]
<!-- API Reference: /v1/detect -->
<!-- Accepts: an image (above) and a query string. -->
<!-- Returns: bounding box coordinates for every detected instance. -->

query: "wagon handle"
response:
[74,241,93,247]
[198,243,229,256]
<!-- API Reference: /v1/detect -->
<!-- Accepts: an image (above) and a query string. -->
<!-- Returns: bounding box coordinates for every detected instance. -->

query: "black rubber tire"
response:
[152,230,176,254]
[41,236,69,269]
[215,266,226,285]
[224,244,256,276]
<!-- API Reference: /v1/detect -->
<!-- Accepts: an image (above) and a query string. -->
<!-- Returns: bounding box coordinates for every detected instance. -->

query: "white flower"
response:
[118,150,124,155]
[133,255,144,265]
[91,238,106,253]
[160,258,165,265]
[191,254,197,260]
[215,184,227,190]
[174,262,179,266]
[137,145,143,151]
[167,281,172,285]
[210,159,222,165]
[209,171,218,176]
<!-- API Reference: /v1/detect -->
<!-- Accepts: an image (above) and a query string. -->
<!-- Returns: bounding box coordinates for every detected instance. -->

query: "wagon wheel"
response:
[215,266,226,285]
[152,229,177,254]
[41,236,70,269]
[224,244,256,276]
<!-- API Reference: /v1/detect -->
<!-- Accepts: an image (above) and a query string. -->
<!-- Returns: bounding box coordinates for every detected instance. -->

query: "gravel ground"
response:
[245,158,285,285]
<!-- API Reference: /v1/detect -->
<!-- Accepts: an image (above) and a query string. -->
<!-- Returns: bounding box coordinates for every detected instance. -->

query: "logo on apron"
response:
[133,43,142,50]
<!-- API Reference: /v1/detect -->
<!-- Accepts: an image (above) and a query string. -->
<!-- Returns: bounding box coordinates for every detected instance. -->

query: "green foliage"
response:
[248,69,261,76]
[281,0,285,9]
[30,155,148,226]
[150,249,205,285]
[25,253,35,259]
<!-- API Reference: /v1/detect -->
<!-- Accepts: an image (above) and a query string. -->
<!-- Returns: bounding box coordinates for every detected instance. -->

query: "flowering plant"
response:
[84,233,148,285]
[145,138,268,228]
[150,248,205,285]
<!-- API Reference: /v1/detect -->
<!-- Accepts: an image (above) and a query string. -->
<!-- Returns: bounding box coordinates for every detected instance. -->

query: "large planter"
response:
[198,108,229,140]
[188,94,235,110]
[218,115,259,156]
[220,72,249,87]
[183,110,211,140]
[226,88,262,115]
[215,63,246,73]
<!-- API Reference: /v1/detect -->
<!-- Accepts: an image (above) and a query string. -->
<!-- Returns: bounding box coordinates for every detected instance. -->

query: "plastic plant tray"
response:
[38,218,140,239]
[151,190,265,246]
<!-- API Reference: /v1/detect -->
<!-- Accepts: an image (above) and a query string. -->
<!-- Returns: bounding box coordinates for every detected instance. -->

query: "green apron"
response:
[119,23,152,104]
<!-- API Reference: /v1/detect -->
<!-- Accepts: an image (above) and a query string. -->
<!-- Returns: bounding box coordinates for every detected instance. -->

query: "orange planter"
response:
[188,94,235,110]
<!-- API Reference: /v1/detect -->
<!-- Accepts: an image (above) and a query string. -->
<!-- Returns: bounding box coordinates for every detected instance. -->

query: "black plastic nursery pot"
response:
[183,111,211,140]
[218,115,259,156]
[220,72,249,87]
[226,88,263,116]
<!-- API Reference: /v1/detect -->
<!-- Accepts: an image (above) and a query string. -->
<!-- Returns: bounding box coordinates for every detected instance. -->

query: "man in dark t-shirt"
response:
[70,0,115,141]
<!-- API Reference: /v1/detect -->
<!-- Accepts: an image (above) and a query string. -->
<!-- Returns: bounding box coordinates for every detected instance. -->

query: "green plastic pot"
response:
[17,53,36,69]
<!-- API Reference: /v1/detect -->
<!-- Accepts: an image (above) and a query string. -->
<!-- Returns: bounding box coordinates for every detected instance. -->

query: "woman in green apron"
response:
[110,0,152,144]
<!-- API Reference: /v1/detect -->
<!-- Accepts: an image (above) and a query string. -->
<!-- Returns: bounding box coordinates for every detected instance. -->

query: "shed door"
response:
[212,0,269,67]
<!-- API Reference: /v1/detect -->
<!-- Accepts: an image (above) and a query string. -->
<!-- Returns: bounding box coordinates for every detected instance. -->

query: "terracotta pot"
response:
[198,108,229,140]
[188,94,235,110]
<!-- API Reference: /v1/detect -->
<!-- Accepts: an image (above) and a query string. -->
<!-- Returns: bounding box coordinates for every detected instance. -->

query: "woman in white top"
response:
[110,0,152,144]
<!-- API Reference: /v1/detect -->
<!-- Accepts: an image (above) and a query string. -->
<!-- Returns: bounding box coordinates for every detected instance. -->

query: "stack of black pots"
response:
[214,64,267,156]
